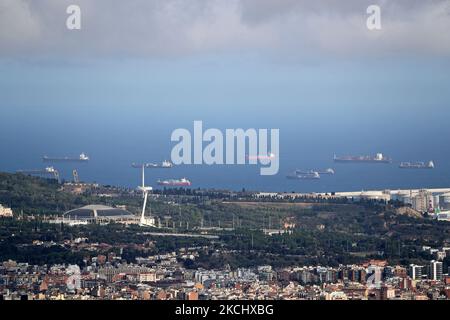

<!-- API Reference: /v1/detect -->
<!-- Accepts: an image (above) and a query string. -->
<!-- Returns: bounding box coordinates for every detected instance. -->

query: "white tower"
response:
[138,165,154,226]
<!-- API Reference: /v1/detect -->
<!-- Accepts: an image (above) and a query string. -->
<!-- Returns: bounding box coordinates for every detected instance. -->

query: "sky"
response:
[1,0,450,117]
[1,1,450,190]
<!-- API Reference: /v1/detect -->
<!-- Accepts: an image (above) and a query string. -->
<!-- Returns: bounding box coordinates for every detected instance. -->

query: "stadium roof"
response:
[64,205,135,220]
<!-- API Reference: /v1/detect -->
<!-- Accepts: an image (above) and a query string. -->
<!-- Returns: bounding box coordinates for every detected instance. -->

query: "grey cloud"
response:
[0,0,449,60]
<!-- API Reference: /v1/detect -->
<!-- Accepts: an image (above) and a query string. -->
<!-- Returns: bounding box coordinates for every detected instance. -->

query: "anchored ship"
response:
[296,168,335,175]
[146,160,173,168]
[43,153,89,162]
[399,161,434,169]
[157,178,192,187]
[287,171,321,180]
[132,160,173,169]
[333,153,392,163]
[246,153,276,161]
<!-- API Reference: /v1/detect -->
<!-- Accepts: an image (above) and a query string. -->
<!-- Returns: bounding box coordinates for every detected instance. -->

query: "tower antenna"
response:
[137,164,154,226]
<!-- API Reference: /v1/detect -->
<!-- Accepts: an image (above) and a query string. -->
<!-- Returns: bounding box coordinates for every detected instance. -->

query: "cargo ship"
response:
[333,153,392,163]
[399,161,434,169]
[287,171,320,180]
[132,160,173,169]
[157,178,192,187]
[43,153,89,162]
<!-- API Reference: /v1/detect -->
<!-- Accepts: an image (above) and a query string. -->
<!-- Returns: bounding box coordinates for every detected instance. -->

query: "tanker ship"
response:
[333,153,392,163]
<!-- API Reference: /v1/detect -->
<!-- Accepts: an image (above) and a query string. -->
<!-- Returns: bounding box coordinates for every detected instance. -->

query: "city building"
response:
[439,192,450,210]
[409,264,423,280]
[430,261,443,281]
[412,190,434,213]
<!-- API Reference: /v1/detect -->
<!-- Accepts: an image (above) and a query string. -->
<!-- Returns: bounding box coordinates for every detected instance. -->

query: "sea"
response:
[1,105,450,193]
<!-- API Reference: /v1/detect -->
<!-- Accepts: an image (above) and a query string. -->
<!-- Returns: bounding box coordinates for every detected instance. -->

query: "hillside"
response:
[0,172,92,215]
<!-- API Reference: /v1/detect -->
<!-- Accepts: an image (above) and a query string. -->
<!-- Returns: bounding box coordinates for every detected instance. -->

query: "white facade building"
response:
[0,204,13,217]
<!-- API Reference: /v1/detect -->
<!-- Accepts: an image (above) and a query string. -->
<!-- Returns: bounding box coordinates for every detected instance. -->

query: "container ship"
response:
[132,160,173,169]
[399,161,434,169]
[43,153,89,162]
[333,153,392,163]
[157,178,192,187]
[287,171,321,180]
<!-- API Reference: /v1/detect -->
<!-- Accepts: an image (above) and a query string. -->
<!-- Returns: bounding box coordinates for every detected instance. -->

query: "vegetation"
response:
[0,173,96,215]
[1,172,450,269]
